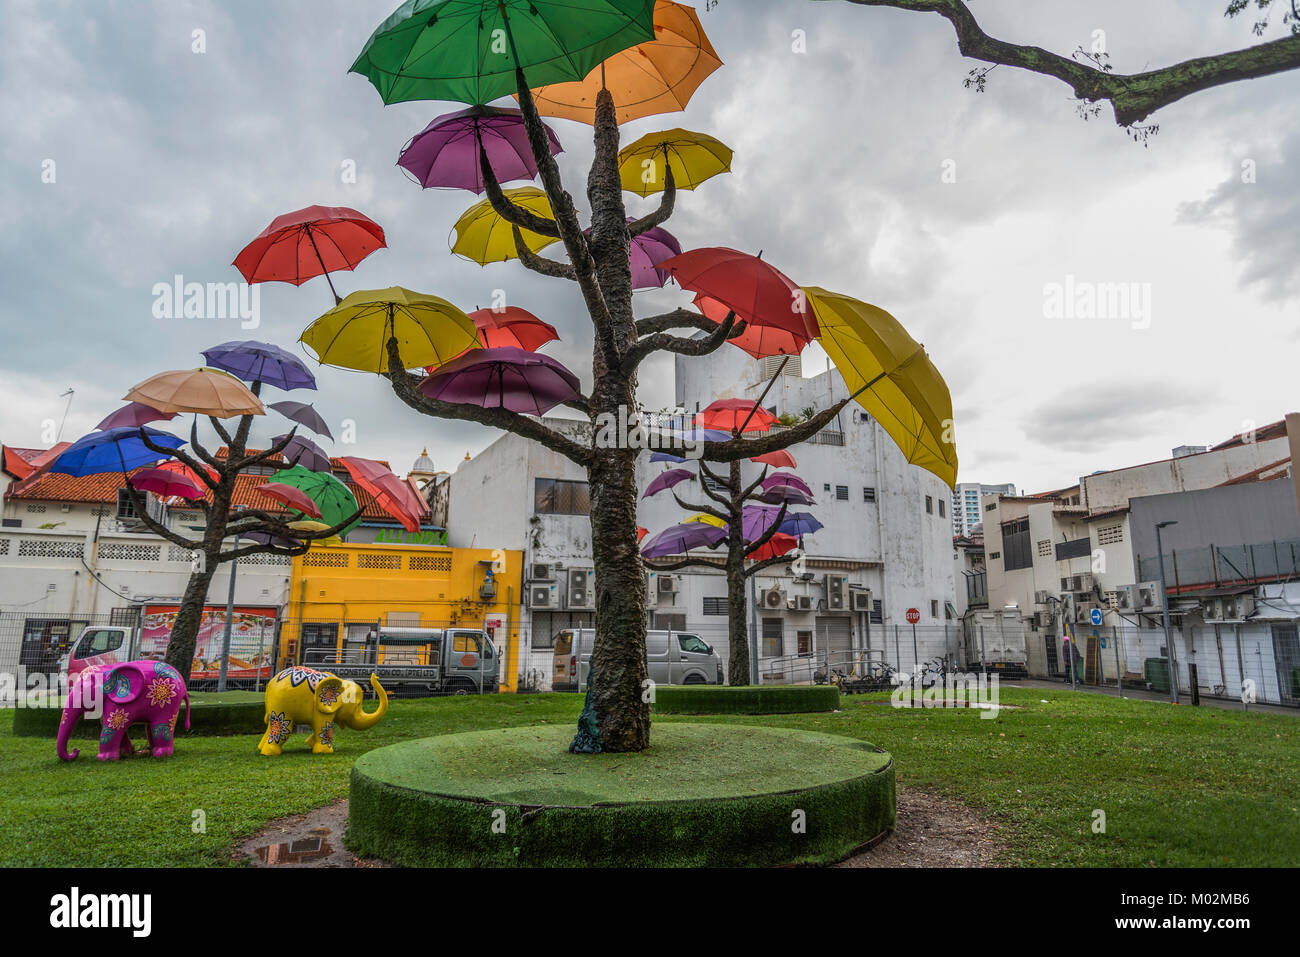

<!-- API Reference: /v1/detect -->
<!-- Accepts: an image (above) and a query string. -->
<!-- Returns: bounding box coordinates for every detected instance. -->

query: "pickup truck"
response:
[303,626,499,696]
[557,628,724,692]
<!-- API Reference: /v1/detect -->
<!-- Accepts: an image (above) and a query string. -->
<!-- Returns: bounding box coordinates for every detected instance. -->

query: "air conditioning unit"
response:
[1034,590,1052,605]
[1035,610,1055,628]
[786,598,798,610]
[657,575,677,595]
[1115,586,1133,609]
[529,563,553,581]
[850,591,872,612]
[824,575,846,611]
[798,595,815,611]
[528,583,557,609]
[566,568,593,609]
[763,587,786,610]
[1137,581,1163,612]
[1060,576,1072,593]
[1077,605,1097,623]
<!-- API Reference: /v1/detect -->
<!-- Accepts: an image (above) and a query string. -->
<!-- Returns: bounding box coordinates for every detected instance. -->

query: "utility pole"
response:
[1155,520,1179,704]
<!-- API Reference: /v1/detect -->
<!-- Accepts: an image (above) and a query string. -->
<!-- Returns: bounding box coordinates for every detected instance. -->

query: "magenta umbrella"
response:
[762,472,813,497]
[95,402,178,431]
[129,466,203,501]
[582,218,681,290]
[737,504,786,542]
[757,485,815,507]
[255,482,323,519]
[418,347,581,417]
[640,522,726,559]
[642,468,694,499]
[398,105,563,195]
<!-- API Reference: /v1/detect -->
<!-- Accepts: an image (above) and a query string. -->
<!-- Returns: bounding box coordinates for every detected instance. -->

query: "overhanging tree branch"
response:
[628,163,676,237]
[511,225,577,280]
[480,144,562,238]
[621,309,739,375]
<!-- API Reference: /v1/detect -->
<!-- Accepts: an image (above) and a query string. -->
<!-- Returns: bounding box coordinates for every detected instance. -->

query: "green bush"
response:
[9,692,266,739]
[652,684,839,714]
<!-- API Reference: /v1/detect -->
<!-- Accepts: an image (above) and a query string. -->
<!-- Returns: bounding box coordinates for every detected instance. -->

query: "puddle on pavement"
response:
[254,832,334,865]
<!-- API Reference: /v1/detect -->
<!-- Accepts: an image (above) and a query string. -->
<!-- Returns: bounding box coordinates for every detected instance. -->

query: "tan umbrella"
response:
[124,368,265,417]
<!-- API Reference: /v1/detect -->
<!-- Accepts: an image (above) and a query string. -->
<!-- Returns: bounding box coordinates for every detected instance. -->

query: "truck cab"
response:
[64,626,139,678]
[567,628,724,691]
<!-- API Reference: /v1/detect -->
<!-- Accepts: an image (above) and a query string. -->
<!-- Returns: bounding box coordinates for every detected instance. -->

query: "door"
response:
[447,630,485,688]
[300,623,339,665]
[646,631,672,685]
[1272,624,1300,704]
[815,615,851,668]
[674,633,714,683]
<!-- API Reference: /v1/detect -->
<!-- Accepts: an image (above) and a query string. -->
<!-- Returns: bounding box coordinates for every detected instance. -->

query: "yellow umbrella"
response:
[683,512,726,528]
[804,287,958,489]
[300,287,479,374]
[287,520,342,548]
[523,0,722,126]
[125,368,265,417]
[617,128,732,197]
[451,187,559,265]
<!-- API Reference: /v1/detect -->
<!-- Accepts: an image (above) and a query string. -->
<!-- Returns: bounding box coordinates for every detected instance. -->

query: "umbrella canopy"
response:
[201,340,317,391]
[640,521,726,558]
[129,467,204,501]
[581,218,681,290]
[746,532,798,562]
[649,451,686,463]
[233,206,386,302]
[398,105,563,194]
[738,504,784,542]
[469,306,559,351]
[95,402,178,431]
[272,434,333,473]
[155,458,219,486]
[756,485,815,507]
[698,398,778,435]
[451,187,559,264]
[272,465,362,536]
[682,512,726,528]
[267,401,333,440]
[805,287,958,489]
[350,0,658,106]
[286,520,343,548]
[337,456,423,534]
[241,530,304,549]
[524,0,721,125]
[695,293,809,359]
[751,449,796,470]
[637,526,649,542]
[300,287,480,374]
[418,346,581,416]
[641,467,693,498]
[125,368,266,418]
[617,128,732,197]
[777,512,823,537]
[49,427,184,477]
[256,482,323,519]
[762,472,814,497]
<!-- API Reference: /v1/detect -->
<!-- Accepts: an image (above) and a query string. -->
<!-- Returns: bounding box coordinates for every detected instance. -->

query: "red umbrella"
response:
[470,306,559,351]
[233,206,386,304]
[95,402,178,431]
[751,449,796,469]
[698,398,779,435]
[255,482,323,519]
[695,294,809,359]
[747,532,798,562]
[337,456,422,533]
[129,467,204,501]
[637,526,649,542]
[156,459,218,486]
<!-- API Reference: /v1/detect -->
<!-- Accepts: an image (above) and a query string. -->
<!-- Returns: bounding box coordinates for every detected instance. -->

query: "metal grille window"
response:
[99,543,161,562]
[835,485,848,501]
[930,599,938,617]
[534,478,591,515]
[116,490,137,520]
[1097,524,1125,545]
[357,552,402,569]
[302,552,348,567]
[1037,539,1053,557]
[25,504,46,513]
[870,600,883,624]
[1055,537,1092,561]
[409,554,453,573]
[863,487,876,503]
[1001,519,1032,571]
[702,597,727,615]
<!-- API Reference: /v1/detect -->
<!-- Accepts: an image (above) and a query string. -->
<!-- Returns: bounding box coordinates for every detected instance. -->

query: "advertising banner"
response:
[141,605,278,681]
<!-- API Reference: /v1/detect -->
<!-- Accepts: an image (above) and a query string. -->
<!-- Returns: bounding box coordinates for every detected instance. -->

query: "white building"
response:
[951,482,1016,537]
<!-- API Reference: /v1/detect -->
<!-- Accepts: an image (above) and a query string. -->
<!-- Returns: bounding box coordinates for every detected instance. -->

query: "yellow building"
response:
[284,542,523,692]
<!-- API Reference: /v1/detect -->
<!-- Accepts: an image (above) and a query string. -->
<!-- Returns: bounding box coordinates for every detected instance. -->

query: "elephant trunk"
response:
[57,706,84,761]
[344,674,388,730]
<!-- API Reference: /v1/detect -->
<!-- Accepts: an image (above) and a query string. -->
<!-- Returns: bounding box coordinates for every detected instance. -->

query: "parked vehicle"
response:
[561,628,724,691]
[302,625,499,696]
[63,625,139,678]
[962,609,1029,677]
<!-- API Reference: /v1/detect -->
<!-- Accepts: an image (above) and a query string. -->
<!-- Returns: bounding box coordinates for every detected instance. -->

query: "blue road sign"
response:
[1089,607,1104,626]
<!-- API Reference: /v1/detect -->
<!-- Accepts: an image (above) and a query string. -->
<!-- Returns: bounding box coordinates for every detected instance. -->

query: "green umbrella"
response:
[273,465,362,537]
[350,0,657,106]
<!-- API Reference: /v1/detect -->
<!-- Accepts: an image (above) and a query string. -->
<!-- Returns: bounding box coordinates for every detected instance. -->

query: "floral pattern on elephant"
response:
[318,721,335,749]
[266,711,292,744]
[58,659,191,762]
[146,678,178,709]
[276,667,325,690]
[318,683,340,707]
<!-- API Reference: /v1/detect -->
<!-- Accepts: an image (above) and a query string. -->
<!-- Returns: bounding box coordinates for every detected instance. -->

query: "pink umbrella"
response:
[96,402,178,431]
[255,482,323,519]
[129,467,204,501]
[751,449,797,469]
[642,468,694,499]
[337,456,422,533]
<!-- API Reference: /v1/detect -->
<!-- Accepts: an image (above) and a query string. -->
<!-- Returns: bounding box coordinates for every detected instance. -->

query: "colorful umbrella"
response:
[695,293,810,359]
[272,465,362,536]
[255,482,323,519]
[698,398,778,435]
[582,218,680,289]
[804,287,958,489]
[95,402,178,431]
[469,306,559,351]
[201,340,317,391]
[129,467,204,501]
[338,457,424,534]
[267,401,333,440]
[451,187,559,265]
[272,434,332,474]
[617,128,732,196]
[398,105,563,194]
[751,449,796,470]
[300,287,480,374]
[756,486,815,507]
[233,206,386,304]
[524,0,721,126]
[682,512,726,528]
[350,0,658,106]
[738,504,784,542]
[637,526,649,542]
[286,520,343,548]
[124,368,265,418]
[777,513,823,537]
[762,472,813,497]
[156,458,219,487]
[649,451,686,463]
[641,467,693,498]
[418,346,581,416]
[49,427,184,477]
[746,532,798,562]
[640,522,726,558]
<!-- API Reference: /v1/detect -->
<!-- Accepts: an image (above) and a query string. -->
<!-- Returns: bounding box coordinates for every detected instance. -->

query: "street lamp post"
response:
[217,532,241,694]
[1155,521,1178,704]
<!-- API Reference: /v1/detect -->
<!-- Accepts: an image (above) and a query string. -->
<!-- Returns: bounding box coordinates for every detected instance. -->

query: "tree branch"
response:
[137,432,220,492]
[702,396,853,462]
[743,554,797,578]
[634,308,748,340]
[480,144,562,238]
[621,310,738,375]
[669,491,728,523]
[512,225,577,280]
[628,163,676,237]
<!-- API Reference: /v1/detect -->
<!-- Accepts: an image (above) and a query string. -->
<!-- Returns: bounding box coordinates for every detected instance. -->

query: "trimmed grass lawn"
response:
[1,686,1297,866]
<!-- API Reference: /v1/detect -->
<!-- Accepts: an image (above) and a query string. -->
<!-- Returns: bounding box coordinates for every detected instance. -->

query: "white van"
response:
[560,628,724,691]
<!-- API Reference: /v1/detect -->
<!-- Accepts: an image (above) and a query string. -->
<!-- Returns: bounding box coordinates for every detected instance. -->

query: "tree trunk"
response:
[162,560,218,674]
[725,460,750,685]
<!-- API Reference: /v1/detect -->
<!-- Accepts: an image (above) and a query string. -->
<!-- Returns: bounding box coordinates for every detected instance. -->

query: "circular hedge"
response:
[652,684,840,715]
[346,723,895,867]
[9,691,266,738]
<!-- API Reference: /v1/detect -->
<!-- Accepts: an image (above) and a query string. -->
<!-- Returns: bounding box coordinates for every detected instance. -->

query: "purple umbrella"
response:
[739,504,785,542]
[272,434,332,473]
[762,472,814,497]
[583,218,681,290]
[649,451,686,464]
[267,401,333,440]
[777,512,823,537]
[757,486,815,507]
[95,402,178,431]
[241,530,303,549]
[418,346,581,417]
[202,340,316,391]
[398,105,563,195]
[642,468,694,499]
[640,522,727,559]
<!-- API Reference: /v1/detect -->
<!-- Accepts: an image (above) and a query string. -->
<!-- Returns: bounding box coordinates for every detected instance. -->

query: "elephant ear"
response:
[315,677,345,715]
[103,665,144,704]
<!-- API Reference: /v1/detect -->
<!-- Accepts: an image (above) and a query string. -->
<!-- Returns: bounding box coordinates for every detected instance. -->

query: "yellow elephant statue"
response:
[257,666,388,756]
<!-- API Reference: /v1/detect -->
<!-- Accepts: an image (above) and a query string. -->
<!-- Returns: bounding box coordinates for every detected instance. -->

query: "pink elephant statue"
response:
[57,660,191,761]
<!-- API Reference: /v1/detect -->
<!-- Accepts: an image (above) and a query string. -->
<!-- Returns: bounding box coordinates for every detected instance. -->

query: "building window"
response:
[824,483,831,492]
[938,500,946,518]
[702,597,727,615]
[796,630,812,655]
[1001,518,1032,571]
[116,489,138,520]
[835,485,848,501]
[925,495,933,514]
[1097,524,1125,545]
[1055,537,1092,561]
[930,599,938,618]
[985,502,997,512]
[989,551,1001,560]
[1037,539,1053,558]
[863,487,876,503]
[534,478,591,515]
[870,600,883,624]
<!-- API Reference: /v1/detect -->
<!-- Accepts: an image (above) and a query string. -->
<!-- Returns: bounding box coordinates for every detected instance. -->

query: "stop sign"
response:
[906,608,921,624]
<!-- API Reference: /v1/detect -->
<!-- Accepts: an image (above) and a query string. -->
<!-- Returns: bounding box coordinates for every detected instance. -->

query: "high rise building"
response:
[952,482,1016,537]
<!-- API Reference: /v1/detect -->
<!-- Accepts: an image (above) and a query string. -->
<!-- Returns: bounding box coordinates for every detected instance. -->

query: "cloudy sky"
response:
[1,0,1296,493]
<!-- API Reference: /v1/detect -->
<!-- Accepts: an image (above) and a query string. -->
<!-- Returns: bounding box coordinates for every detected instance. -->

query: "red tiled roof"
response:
[1211,418,1287,451]
[1216,457,1291,487]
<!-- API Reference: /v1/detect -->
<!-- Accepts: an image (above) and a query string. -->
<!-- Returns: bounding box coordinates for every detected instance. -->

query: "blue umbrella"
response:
[49,427,184,477]
[778,512,823,537]
[202,340,316,391]
[649,451,686,464]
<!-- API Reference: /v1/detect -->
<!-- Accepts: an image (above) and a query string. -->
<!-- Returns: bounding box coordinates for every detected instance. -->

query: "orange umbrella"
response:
[751,449,796,470]
[747,532,798,562]
[125,368,265,418]
[698,398,779,435]
[337,456,422,534]
[156,458,219,487]
[522,0,722,126]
